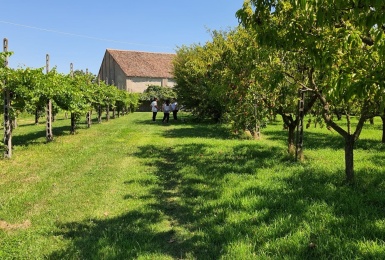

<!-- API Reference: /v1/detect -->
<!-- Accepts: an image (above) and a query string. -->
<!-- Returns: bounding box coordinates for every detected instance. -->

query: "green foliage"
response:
[0,62,138,118]
[140,85,177,103]
[233,0,385,180]
[174,33,231,121]
[172,0,385,180]
[0,51,12,69]
[236,0,385,114]
[1,51,139,147]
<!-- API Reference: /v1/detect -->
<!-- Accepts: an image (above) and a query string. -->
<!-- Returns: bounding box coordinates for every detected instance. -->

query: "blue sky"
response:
[1,0,244,75]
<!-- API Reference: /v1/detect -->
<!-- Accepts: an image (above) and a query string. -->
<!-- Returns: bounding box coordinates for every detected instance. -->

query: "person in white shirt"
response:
[150,97,158,121]
[162,100,171,123]
[171,100,178,120]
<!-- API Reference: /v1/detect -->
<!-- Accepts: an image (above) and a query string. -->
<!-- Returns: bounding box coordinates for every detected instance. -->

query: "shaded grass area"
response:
[1,113,385,259]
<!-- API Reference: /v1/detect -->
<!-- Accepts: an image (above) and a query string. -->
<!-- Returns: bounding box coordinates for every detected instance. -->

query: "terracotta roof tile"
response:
[107,49,175,78]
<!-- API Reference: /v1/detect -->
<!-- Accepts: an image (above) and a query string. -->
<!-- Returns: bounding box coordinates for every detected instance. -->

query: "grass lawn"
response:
[1,112,385,259]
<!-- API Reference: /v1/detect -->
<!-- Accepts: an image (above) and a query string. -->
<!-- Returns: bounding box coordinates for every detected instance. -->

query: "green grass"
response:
[1,112,385,259]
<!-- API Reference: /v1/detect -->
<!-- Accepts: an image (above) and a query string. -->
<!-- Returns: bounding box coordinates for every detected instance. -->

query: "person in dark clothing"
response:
[171,100,178,120]
[162,100,171,123]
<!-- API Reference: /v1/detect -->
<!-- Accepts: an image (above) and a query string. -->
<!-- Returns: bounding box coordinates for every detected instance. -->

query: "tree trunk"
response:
[255,122,261,140]
[35,109,39,124]
[98,105,102,123]
[288,123,296,155]
[86,111,91,128]
[334,109,342,120]
[345,135,355,182]
[276,93,317,158]
[106,106,110,121]
[70,113,76,135]
[315,91,369,183]
[280,113,297,155]
[381,115,385,143]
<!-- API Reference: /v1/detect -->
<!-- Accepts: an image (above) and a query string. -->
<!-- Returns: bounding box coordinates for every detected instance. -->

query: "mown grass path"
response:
[1,112,385,259]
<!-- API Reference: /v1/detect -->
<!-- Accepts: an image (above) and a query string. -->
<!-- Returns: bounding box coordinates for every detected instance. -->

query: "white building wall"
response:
[114,66,127,90]
[126,77,176,93]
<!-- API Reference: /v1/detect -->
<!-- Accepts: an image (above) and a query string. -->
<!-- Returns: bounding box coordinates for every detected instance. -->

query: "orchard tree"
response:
[173,35,228,121]
[237,0,385,182]
[216,26,318,150]
[273,52,320,156]
[210,28,270,138]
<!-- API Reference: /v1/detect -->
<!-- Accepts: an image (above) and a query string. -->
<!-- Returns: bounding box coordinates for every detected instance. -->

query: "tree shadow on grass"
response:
[10,119,95,148]
[370,154,385,166]
[263,128,345,150]
[133,119,233,140]
[48,137,286,259]
[162,124,232,139]
[48,121,385,259]
[304,132,383,151]
[11,125,72,147]
[264,128,384,152]
[132,142,385,258]
[49,211,180,259]
[228,167,385,258]
[126,142,287,258]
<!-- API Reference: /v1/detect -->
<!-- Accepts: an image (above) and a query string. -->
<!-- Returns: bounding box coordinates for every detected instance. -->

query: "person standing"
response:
[171,100,178,120]
[150,97,158,122]
[162,100,171,123]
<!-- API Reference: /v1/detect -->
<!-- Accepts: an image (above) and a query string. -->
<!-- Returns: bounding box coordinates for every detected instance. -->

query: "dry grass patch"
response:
[0,220,31,232]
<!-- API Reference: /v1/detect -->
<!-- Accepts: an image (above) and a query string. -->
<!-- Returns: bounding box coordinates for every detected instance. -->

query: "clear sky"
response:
[1,0,244,75]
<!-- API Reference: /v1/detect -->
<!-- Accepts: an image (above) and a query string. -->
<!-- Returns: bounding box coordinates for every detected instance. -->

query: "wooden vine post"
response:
[86,68,91,128]
[295,88,305,161]
[105,77,110,121]
[3,38,12,158]
[46,54,53,142]
[70,63,76,134]
[111,80,116,119]
[97,76,102,123]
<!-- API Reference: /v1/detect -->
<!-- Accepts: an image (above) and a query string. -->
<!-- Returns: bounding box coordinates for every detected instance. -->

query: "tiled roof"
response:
[107,49,176,78]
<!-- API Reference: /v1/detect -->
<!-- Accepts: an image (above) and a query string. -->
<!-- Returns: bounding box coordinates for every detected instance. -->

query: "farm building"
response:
[98,49,176,93]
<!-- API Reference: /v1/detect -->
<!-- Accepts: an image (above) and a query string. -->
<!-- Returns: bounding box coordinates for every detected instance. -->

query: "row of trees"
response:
[173,0,385,182]
[1,40,139,158]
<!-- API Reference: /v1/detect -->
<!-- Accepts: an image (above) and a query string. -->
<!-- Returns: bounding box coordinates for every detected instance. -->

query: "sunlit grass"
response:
[0,112,384,259]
